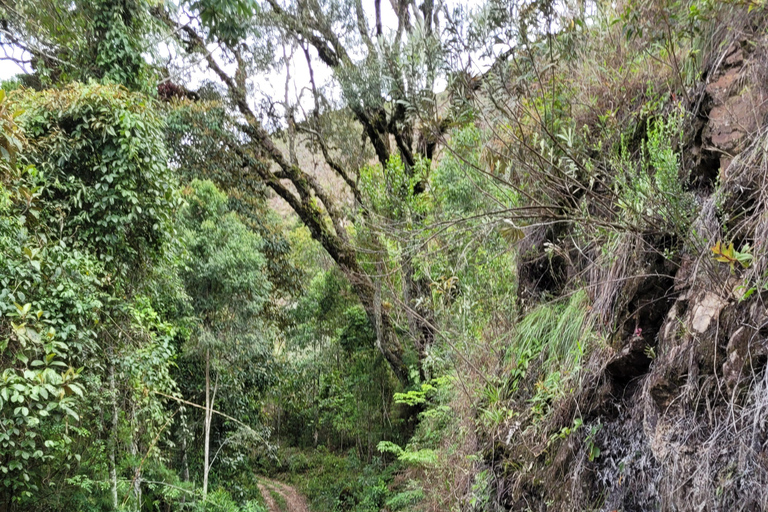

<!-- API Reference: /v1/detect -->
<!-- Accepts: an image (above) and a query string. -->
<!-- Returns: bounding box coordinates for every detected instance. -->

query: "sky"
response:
[175,0,486,120]
[0,0,491,120]
[0,46,29,80]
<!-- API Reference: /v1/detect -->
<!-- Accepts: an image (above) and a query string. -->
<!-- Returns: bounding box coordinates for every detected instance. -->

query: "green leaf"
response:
[67,384,83,397]
[61,406,79,422]
[735,252,753,268]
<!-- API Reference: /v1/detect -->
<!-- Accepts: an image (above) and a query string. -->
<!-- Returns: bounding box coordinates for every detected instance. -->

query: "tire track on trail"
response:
[256,477,310,512]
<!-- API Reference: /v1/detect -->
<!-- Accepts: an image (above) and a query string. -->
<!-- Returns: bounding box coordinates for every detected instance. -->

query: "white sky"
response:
[0,0,489,136]
[0,0,488,92]
[178,0,487,122]
[0,46,29,80]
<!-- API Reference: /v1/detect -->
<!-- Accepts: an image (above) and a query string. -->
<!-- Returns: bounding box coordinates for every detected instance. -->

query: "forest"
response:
[1,0,768,511]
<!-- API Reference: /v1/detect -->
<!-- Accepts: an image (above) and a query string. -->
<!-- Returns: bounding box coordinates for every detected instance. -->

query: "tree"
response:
[0,83,182,510]
[0,0,156,91]
[0,90,95,508]
[148,0,451,385]
[178,179,273,499]
[164,90,302,308]
[269,264,402,457]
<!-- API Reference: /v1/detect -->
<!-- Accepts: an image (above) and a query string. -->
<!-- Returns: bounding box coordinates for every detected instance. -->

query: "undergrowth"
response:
[498,290,596,424]
[264,448,405,512]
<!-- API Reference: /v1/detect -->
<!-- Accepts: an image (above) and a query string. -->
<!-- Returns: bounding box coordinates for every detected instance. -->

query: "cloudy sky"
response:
[0,0,498,127]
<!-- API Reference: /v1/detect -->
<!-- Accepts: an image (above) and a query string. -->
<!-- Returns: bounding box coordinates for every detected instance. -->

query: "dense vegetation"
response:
[1,0,768,511]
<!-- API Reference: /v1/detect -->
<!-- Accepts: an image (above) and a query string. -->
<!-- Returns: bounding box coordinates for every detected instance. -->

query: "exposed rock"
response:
[646,369,680,410]
[723,325,754,391]
[700,41,768,175]
[704,67,740,98]
[725,47,745,67]
[497,18,768,512]
[690,291,727,334]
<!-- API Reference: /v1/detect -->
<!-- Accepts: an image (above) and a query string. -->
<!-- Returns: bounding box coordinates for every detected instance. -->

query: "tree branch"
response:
[354,0,376,55]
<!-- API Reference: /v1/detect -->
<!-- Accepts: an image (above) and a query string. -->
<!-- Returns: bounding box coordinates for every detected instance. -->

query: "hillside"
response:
[1,1,768,511]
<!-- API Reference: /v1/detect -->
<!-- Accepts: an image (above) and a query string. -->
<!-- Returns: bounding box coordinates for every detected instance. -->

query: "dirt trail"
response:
[256,477,310,512]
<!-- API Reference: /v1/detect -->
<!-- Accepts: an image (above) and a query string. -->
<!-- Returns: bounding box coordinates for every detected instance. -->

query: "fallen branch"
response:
[152,390,269,443]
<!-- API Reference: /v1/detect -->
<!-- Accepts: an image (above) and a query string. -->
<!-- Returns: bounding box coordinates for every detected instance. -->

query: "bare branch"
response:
[354,0,376,55]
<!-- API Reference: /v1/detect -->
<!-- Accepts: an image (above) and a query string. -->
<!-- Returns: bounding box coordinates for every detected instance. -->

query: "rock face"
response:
[702,44,768,174]
[598,38,768,511]
[604,38,768,511]
[498,29,768,512]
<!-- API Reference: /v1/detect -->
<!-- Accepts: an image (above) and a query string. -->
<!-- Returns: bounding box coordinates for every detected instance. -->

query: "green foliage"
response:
[467,469,493,512]
[508,291,592,379]
[359,153,430,219]
[0,0,740,509]
[711,240,753,271]
[393,376,450,406]
[165,96,301,302]
[0,81,191,510]
[385,487,425,511]
[17,83,180,276]
[620,0,718,86]
[429,125,520,221]
[88,0,156,91]
[500,290,595,424]
[548,417,584,446]
[176,179,275,496]
[187,0,259,44]
[181,179,271,326]
[5,0,156,91]
[273,449,399,512]
[615,108,695,233]
[0,90,104,499]
[585,423,602,462]
[0,91,23,165]
[0,83,208,509]
[376,440,437,466]
[165,93,257,188]
[431,126,487,213]
[267,261,400,456]
[188,489,267,512]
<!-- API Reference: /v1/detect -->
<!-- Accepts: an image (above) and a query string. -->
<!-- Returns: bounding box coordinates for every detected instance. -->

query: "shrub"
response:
[16,83,181,276]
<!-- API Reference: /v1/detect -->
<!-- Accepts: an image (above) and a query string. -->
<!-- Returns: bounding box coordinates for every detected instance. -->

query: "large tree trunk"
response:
[342,262,409,385]
[402,258,435,382]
